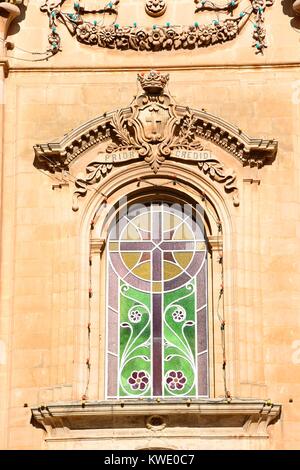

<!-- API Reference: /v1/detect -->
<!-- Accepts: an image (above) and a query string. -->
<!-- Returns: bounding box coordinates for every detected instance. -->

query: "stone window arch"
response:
[89,184,223,400]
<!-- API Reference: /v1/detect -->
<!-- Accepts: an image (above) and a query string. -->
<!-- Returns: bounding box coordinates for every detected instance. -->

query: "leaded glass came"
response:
[106,202,208,398]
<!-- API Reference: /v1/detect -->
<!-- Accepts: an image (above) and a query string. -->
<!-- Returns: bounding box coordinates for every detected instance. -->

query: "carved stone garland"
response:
[33,70,278,211]
[41,0,274,55]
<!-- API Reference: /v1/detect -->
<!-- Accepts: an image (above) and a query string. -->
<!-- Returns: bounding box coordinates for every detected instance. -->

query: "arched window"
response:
[106,200,209,399]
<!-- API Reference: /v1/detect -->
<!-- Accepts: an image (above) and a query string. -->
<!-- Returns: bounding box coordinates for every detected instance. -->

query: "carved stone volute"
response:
[0,1,22,52]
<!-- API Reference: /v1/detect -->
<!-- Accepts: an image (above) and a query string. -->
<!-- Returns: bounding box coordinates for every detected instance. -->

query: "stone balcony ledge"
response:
[31,399,281,441]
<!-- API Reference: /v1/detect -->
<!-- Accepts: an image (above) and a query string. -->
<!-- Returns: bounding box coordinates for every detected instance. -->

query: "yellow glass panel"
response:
[121,222,141,241]
[196,242,206,250]
[109,242,119,251]
[163,213,182,231]
[153,282,162,292]
[121,252,141,270]
[132,261,151,281]
[133,213,151,232]
[173,252,193,269]
[173,222,193,241]
[164,261,183,280]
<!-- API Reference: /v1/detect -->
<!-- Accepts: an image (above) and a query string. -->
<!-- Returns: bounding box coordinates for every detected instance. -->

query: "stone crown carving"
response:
[138,70,169,94]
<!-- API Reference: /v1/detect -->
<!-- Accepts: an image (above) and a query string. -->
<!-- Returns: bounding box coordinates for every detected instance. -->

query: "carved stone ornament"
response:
[40,0,274,55]
[293,0,300,15]
[33,70,278,211]
[145,0,167,18]
[0,0,23,44]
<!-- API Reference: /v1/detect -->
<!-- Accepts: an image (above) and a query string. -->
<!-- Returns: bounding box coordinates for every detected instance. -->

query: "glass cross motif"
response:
[106,202,209,399]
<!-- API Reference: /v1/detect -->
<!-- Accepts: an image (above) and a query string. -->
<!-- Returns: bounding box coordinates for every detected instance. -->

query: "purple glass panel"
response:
[153,293,162,396]
[197,306,207,353]
[152,211,162,244]
[164,272,190,291]
[108,266,119,311]
[152,248,162,282]
[160,241,195,251]
[164,251,175,263]
[123,271,151,292]
[107,353,118,397]
[108,308,118,354]
[198,352,208,396]
[196,264,206,310]
[120,241,154,251]
[185,251,206,278]
[110,253,129,278]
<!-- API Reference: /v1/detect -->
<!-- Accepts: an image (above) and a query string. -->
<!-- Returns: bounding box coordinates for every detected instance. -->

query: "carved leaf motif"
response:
[72,161,113,211]
[198,159,240,206]
[106,110,141,154]
[144,145,165,173]
[170,112,204,151]
[109,111,133,148]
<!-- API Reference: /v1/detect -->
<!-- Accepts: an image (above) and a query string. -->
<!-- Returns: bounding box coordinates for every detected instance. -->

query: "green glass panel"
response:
[163,279,196,397]
[119,281,151,397]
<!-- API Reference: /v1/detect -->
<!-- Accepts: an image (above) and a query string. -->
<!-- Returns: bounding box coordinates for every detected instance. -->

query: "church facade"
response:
[0,0,299,450]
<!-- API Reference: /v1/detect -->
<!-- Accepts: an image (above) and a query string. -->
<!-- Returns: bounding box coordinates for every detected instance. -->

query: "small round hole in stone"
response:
[146,415,167,431]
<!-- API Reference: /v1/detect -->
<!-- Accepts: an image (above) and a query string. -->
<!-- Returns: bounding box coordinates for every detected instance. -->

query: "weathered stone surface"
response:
[0,0,299,451]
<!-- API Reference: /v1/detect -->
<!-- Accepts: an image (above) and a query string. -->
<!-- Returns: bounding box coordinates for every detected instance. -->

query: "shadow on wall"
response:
[281,0,300,30]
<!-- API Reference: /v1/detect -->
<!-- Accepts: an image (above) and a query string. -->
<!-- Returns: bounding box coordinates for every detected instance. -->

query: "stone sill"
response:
[31,399,281,439]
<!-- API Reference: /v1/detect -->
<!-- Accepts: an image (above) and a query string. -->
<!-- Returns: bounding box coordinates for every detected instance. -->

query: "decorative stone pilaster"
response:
[0,0,23,451]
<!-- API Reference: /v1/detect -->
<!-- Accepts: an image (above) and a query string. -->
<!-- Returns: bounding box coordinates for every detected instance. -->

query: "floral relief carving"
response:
[145,0,167,18]
[40,0,274,55]
[34,71,277,212]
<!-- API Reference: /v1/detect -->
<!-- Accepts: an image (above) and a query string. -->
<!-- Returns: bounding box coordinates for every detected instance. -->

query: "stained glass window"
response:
[106,201,208,398]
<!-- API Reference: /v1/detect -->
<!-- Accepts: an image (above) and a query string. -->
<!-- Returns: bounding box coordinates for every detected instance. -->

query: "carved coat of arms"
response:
[106,70,204,173]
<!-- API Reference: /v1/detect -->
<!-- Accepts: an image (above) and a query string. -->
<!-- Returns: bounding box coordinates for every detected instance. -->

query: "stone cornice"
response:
[34,105,277,173]
[33,71,277,211]
[31,399,281,438]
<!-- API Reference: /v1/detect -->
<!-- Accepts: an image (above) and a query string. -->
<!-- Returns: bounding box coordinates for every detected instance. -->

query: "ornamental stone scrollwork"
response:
[0,0,24,47]
[33,70,278,211]
[293,0,300,15]
[40,0,274,55]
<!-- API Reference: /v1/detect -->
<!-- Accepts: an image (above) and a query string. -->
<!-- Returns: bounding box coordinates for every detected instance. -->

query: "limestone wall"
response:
[0,0,299,449]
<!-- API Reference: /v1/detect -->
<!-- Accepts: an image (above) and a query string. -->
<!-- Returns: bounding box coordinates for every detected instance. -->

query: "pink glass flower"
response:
[128,371,149,390]
[166,370,187,390]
